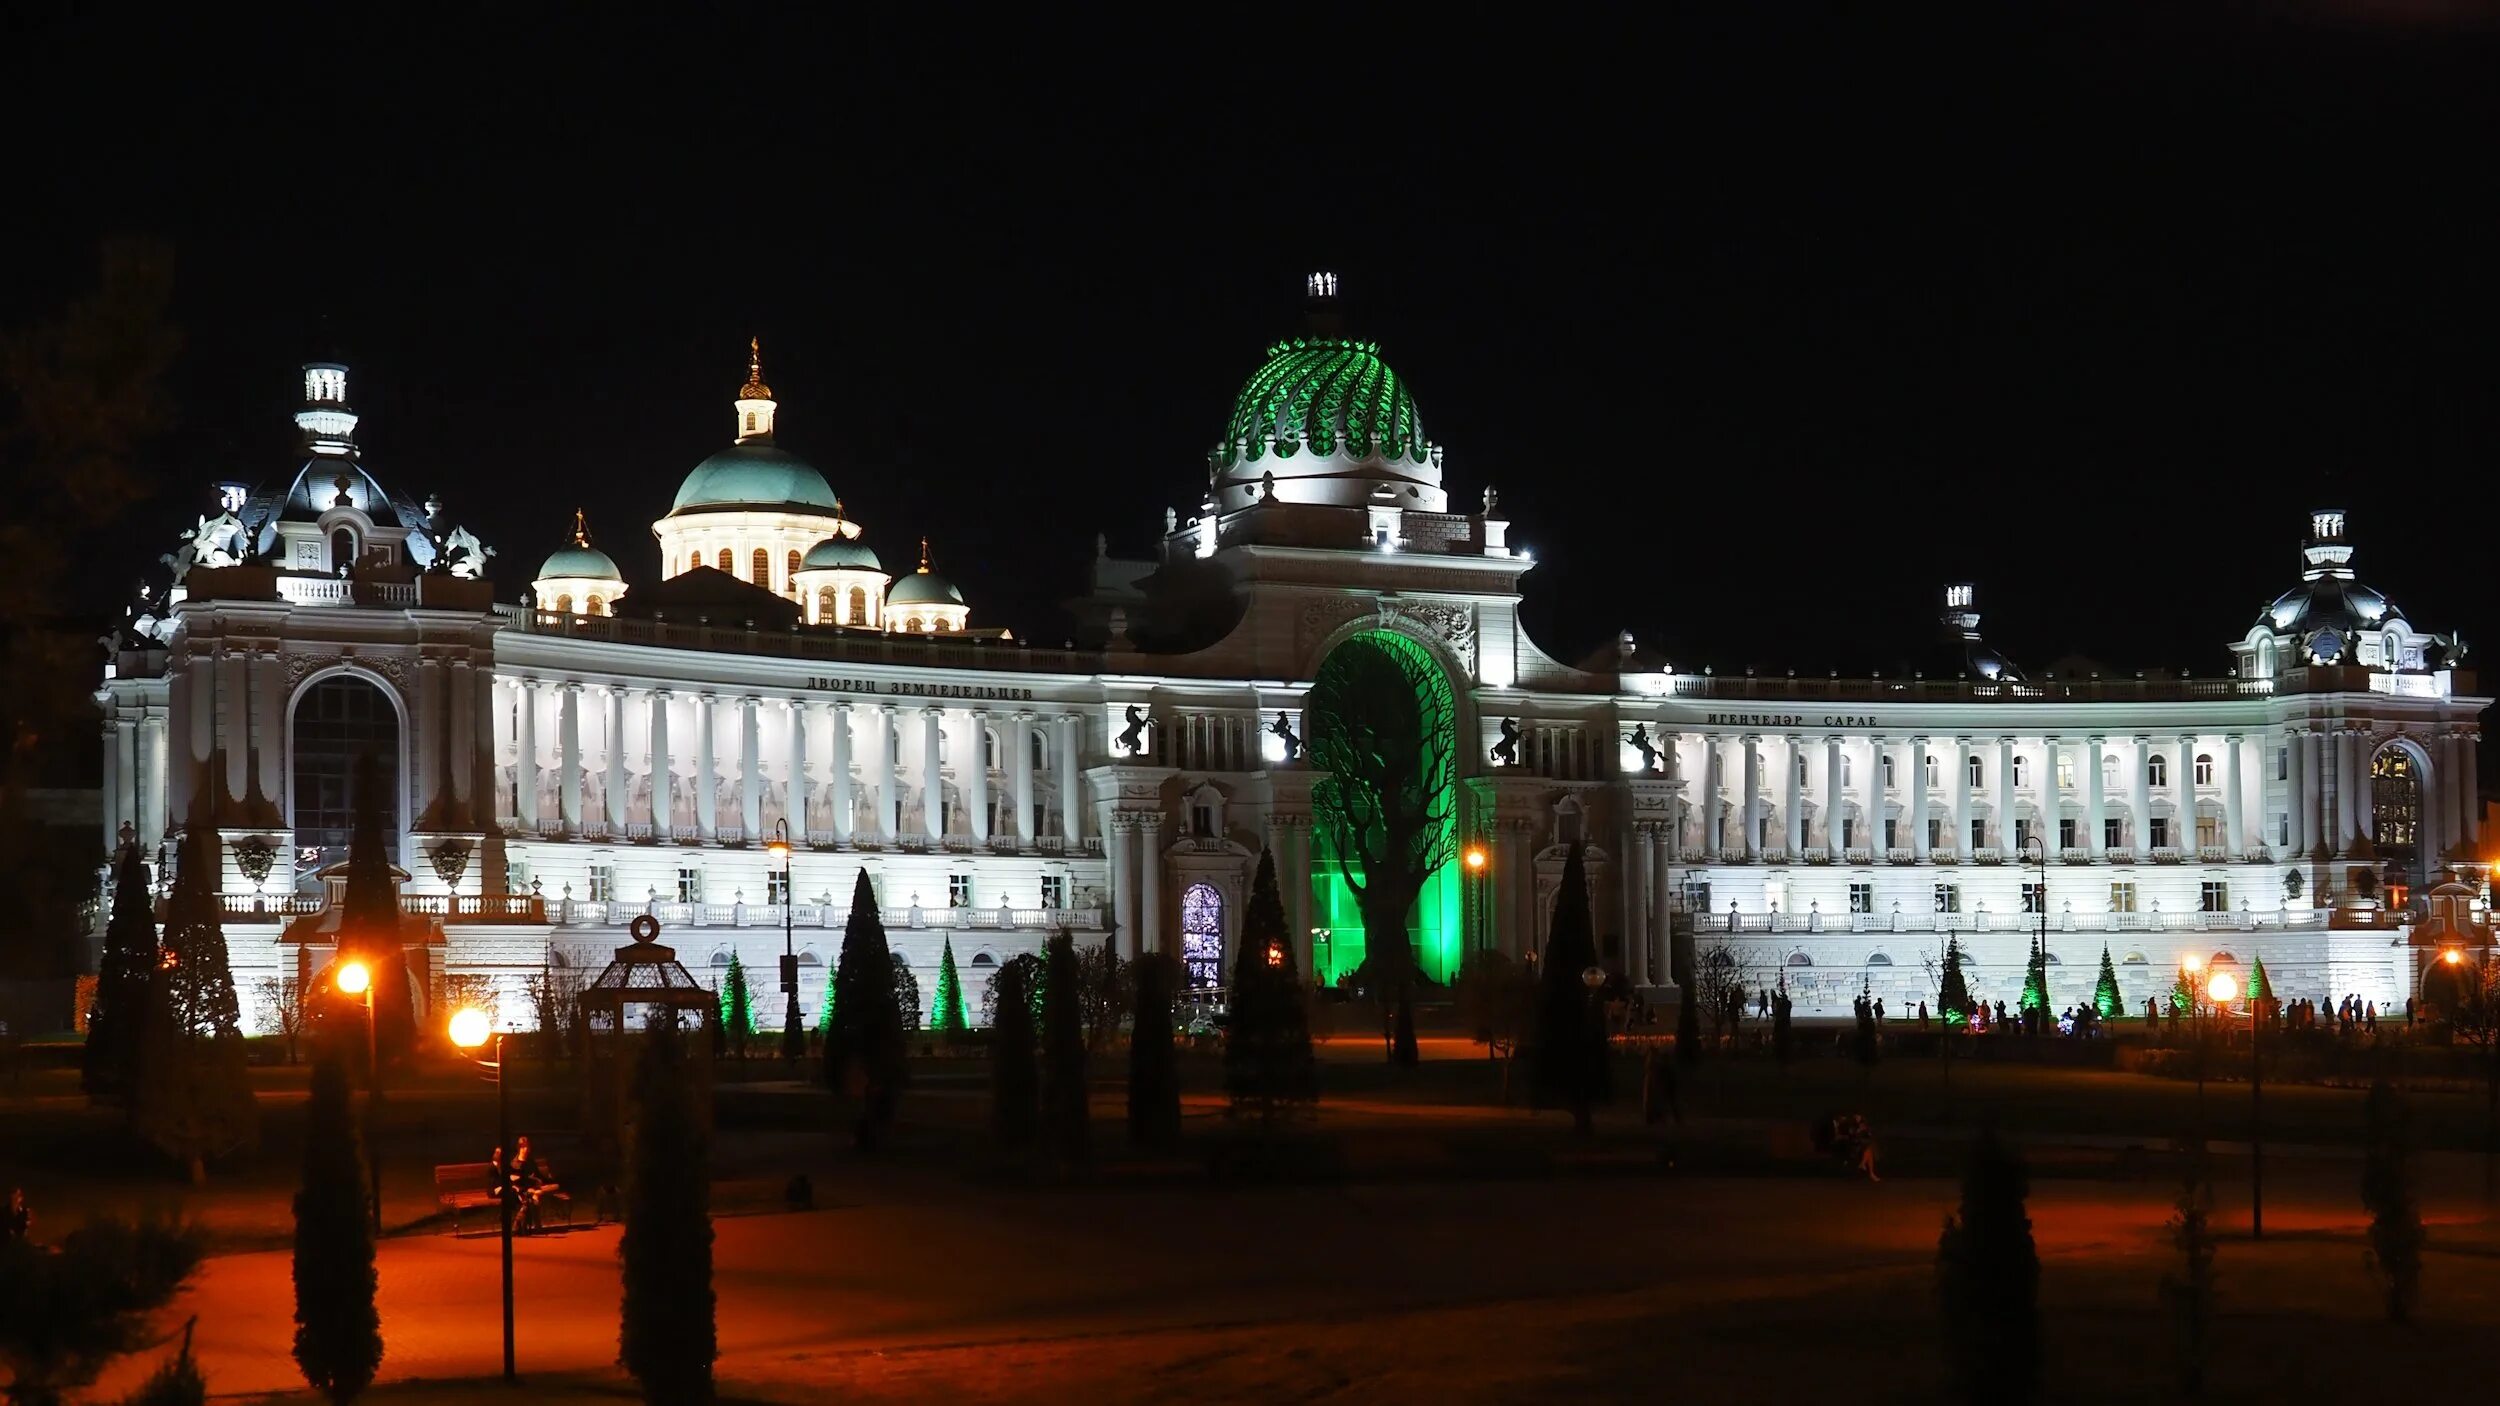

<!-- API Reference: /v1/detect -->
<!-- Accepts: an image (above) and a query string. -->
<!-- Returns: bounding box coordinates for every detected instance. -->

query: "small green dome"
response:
[801,536,883,572]
[1213,337,1431,470]
[668,443,839,516]
[538,544,622,581]
[888,570,963,607]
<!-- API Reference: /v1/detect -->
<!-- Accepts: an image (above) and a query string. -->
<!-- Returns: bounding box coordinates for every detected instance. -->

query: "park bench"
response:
[434,1162,500,1237]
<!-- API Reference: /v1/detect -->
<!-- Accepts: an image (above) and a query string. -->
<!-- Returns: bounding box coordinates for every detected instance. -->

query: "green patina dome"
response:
[1213,337,1432,469]
[538,543,622,580]
[801,536,883,572]
[887,570,963,607]
[668,443,839,516]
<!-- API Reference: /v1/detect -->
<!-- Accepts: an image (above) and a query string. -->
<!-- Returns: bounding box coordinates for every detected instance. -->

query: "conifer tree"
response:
[1224,848,1318,1122]
[1937,936,1974,1026]
[2017,935,2050,1017]
[619,1019,716,1404]
[932,937,968,1034]
[1126,953,1181,1147]
[1529,843,1609,1135]
[84,843,157,1102]
[2248,955,2274,1014]
[1936,1125,2041,1403]
[133,826,258,1182]
[1039,930,1090,1165]
[719,952,752,1058]
[336,756,414,1060]
[822,870,906,1151]
[2093,944,2125,1021]
[989,955,1040,1150]
[2361,1076,2423,1323]
[292,1052,380,1404]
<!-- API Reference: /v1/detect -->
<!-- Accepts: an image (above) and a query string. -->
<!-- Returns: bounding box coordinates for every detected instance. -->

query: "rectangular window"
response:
[1192,803,1217,839]
[2276,815,2289,847]
[1970,820,1986,852]
[1840,818,1857,849]
[2057,753,2075,790]
[2020,881,2045,914]
[948,873,973,908]
[1681,878,1712,914]
[676,865,703,903]
[1932,883,1960,913]
[2013,817,2035,853]
[2195,815,2220,850]
[1848,882,1873,915]
[2277,746,2289,781]
[1928,818,1948,849]
[1884,818,1900,850]
[2110,882,2137,914]
[2149,817,2172,848]
[2104,818,2124,850]
[588,863,614,903]
[1041,874,1068,909]
[766,870,790,907]
[2200,881,2230,913]
[2059,817,2079,850]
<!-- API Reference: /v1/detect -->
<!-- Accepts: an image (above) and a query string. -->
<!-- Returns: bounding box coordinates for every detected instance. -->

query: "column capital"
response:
[1909,734,1929,747]
[2131,733,2153,745]
[1013,709,1036,723]
[1955,735,1973,748]
[2224,731,2243,744]
[648,685,671,700]
[1867,733,1886,745]
[831,698,851,714]
[1998,735,2018,746]
[921,704,945,719]
[1825,734,1845,746]
[2087,734,2106,747]
[697,690,718,705]
[740,694,761,708]
[1701,730,1720,743]
[1784,732,1801,745]
[1741,733,1761,746]
[559,679,585,695]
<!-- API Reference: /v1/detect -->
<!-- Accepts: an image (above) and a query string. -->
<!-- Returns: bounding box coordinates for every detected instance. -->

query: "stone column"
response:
[694,693,719,842]
[787,700,810,840]
[1952,736,1973,860]
[1058,714,1083,844]
[558,682,583,835]
[254,647,285,811]
[2335,727,2359,853]
[875,706,899,842]
[739,695,763,840]
[1108,814,1135,955]
[1651,829,1675,986]
[1623,819,1650,984]
[1997,737,2017,854]
[1824,736,1845,851]
[1011,711,1037,847]
[1909,735,1930,861]
[605,688,628,829]
[100,720,123,856]
[1701,734,1723,857]
[830,701,854,843]
[185,645,214,779]
[1866,735,1886,852]
[2225,733,2246,861]
[2464,730,2482,848]
[2285,728,2307,858]
[966,709,992,844]
[648,689,672,832]
[218,646,250,811]
[2086,736,2107,858]
[1137,812,1164,955]
[921,707,946,840]
[2126,736,2152,856]
[515,678,540,828]
[140,711,167,850]
[1782,734,1803,855]
[2040,735,2063,853]
[2176,735,2197,852]
[447,656,475,819]
[1741,735,1762,860]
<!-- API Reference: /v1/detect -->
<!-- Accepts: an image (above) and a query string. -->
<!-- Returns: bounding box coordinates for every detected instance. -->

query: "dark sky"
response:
[6,3,2495,678]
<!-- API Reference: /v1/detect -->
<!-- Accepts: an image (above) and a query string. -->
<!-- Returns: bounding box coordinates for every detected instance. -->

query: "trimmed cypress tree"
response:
[1937,936,1974,1026]
[822,870,906,1151]
[2093,944,2125,1020]
[336,755,414,1062]
[2361,1076,2423,1323]
[1936,1125,2041,1403]
[1224,848,1318,1123]
[619,1020,716,1404]
[2017,936,2050,1017]
[1127,953,1182,1148]
[134,826,259,1183]
[989,955,1040,1150]
[85,844,157,1102]
[719,952,752,1058]
[2248,955,2274,1012]
[931,937,968,1034]
[1529,843,1609,1135]
[292,1052,381,1404]
[1675,977,1704,1066]
[1771,986,1793,1066]
[1040,930,1090,1165]
[160,827,244,1041]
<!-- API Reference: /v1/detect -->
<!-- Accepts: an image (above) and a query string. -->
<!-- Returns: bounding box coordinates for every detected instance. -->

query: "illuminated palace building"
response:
[95,278,2489,1027]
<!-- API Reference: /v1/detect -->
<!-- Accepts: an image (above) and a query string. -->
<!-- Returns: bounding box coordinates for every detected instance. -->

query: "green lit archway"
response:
[1305,628,1464,986]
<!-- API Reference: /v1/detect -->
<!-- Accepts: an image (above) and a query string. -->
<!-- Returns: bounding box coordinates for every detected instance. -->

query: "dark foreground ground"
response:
[10,1028,2499,1403]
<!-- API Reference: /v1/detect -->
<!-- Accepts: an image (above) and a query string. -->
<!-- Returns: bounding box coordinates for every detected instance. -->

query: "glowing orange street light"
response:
[2445,948,2466,966]
[2206,971,2238,1006]
[335,959,371,995]
[1463,845,1489,873]
[449,1005,517,1382]
[2181,953,2202,973]
[334,956,380,1230]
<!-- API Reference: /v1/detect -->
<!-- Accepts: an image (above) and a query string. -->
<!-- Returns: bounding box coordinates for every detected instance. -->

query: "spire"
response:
[1302,270,1346,339]
[918,536,931,574]
[732,336,778,443]
[572,508,590,547]
[739,336,773,400]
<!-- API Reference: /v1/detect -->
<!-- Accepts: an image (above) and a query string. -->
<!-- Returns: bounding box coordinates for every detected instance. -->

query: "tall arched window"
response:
[1882,756,1896,788]
[2101,754,2119,788]
[1965,755,1984,786]
[2193,753,2214,786]
[2012,755,2030,787]
[716,548,732,573]
[786,550,802,583]
[585,594,603,615]
[817,586,836,620]
[688,552,702,573]
[750,548,770,588]
[331,527,357,572]
[2147,754,2168,787]
[554,594,573,614]
[1180,882,1223,988]
[744,411,757,434]
[292,672,400,865]
[848,586,868,625]
[1841,755,1853,787]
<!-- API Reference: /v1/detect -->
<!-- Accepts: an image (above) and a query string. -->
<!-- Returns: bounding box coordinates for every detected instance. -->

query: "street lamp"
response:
[448,1007,516,1383]
[2207,968,2261,1238]
[334,958,381,1233]
[1463,843,1490,957]
[766,820,802,1064]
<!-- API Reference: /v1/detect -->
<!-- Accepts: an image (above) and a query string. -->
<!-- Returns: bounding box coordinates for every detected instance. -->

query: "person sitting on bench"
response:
[511,1136,562,1232]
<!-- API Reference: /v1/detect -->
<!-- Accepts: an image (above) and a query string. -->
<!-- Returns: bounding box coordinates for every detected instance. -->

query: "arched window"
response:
[787,549,801,583]
[292,672,400,864]
[1965,755,1984,787]
[2012,755,2030,787]
[750,548,770,588]
[1841,755,1854,787]
[744,411,757,434]
[331,527,357,571]
[2147,754,2168,787]
[2101,754,2119,788]
[1180,883,1223,988]
[847,586,868,625]
[1786,952,1814,967]
[1924,754,1939,785]
[2057,751,2075,789]
[716,548,733,573]
[554,593,573,614]
[2194,753,2213,786]
[970,952,996,967]
[1881,756,1896,788]
[1031,730,1049,770]
[935,618,954,632]
[1865,952,1893,966]
[688,552,702,573]
[585,594,603,615]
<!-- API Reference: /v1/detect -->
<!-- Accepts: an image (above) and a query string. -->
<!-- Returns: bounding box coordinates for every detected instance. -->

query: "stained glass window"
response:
[1180,882,1223,988]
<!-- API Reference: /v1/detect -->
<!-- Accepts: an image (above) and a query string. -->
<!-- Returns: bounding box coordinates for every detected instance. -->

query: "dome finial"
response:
[572,508,590,547]
[918,536,932,574]
[1303,270,1346,338]
[738,336,774,401]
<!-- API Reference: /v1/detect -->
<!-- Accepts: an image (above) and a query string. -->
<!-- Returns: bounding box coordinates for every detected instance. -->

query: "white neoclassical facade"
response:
[91,277,2490,1029]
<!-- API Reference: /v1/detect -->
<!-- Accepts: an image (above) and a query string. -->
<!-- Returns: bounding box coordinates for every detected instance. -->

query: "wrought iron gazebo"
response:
[581,915,716,1030]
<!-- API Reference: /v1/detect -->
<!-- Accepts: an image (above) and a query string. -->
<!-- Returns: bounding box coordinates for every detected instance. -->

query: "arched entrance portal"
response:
[1180,883,1224,988]
[292,672,400,870]
[2371,746,2424,901]
[1305,629,1463,987]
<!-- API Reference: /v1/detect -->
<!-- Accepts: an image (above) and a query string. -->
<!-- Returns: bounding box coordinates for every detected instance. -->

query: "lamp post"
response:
[2208,969,2256,1237]
[448,1007,516,1383]
[766,820,802,1064]
[334,959,381,1233]
[1463,842,1490,958]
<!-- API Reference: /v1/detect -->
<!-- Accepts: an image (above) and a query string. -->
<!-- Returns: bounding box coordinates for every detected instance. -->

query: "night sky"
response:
[6,4,2495,684]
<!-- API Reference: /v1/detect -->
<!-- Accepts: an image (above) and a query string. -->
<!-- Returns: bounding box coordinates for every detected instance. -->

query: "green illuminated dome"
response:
[539,543,622,580]
[668,444,839,517]
[1213,337,1432,469]
[888,569,963,607]
[802,536,883,572]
